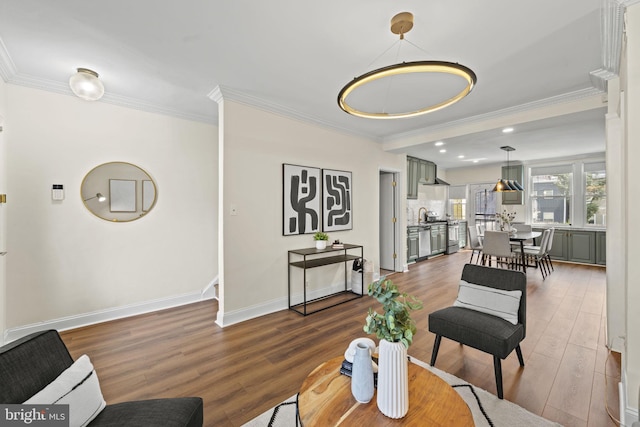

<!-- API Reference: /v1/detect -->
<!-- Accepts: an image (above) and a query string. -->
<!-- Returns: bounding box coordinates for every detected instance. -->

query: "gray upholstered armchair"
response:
[0,329,203,426]
[428,263,527,399]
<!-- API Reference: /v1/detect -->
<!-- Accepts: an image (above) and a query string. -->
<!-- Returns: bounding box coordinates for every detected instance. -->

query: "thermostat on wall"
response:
[52,184,64,201]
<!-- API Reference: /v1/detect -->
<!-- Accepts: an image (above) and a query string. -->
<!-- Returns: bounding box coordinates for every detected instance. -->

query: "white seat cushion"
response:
[453,280,522,325]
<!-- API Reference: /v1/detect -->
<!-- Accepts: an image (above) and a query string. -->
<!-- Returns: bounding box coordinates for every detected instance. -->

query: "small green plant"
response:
[313,232,329,241]
[363,277,423,349]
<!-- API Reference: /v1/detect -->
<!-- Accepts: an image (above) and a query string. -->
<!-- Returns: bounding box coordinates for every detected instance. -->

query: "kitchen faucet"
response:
[418,207,427,224]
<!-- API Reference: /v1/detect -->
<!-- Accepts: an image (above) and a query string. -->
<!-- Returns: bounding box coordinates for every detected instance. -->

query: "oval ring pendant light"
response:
[337,12,477,119]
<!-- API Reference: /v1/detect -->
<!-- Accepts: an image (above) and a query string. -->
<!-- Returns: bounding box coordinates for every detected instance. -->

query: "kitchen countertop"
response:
[408,220,451,227]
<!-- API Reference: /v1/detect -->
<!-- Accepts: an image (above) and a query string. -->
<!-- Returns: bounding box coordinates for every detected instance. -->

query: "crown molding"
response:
[0,38,17,82]
[383,87,605,147]
[211,85,378,141]
[7,72,217,124]
[0,37,216,124]
[601,0,626,80]
[207,86,224,104]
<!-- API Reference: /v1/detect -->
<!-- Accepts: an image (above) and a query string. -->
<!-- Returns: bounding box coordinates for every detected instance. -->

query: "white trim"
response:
[215,296,286,328]
[6,72,217,124]
[0,38,17,82]
[383,89,605,150]
[4,289,216,344]
[216,85,377,141]
[214,283,359,328]
[201,276,219,300]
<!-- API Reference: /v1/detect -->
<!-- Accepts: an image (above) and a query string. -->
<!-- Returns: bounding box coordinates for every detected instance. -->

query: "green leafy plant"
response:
[363,277,423,349]
[313,232,329,241]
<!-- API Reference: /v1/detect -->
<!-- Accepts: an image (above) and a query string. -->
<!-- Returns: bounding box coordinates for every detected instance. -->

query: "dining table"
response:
[508,230,542,273]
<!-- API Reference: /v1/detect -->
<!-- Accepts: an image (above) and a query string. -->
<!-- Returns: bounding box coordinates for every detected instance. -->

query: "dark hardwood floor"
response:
[59,250,620,426]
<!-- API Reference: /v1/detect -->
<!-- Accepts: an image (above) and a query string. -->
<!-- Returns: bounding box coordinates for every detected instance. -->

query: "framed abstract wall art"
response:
[322,169,352,232]
[283,164,321,235]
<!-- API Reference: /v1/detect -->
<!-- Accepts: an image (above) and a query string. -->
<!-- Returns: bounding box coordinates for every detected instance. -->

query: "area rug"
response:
[241,356,562,427]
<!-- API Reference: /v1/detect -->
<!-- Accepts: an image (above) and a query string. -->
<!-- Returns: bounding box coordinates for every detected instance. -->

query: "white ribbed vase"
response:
[376,339,409,418]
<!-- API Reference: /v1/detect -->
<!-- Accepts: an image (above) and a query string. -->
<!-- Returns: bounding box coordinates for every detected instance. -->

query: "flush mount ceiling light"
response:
[337,12,476,119]
[492,146,524,192]
[69,68,104,101]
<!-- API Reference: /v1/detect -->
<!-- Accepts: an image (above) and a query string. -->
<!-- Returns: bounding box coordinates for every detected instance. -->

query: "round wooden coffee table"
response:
[298,356,474,426]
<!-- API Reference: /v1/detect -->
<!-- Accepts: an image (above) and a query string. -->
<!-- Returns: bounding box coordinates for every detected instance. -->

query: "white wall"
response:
[0,77,7,343]
[216,99,404,325]
[445,164,502,186]
[3,85,218,335]
[624,3,640,421]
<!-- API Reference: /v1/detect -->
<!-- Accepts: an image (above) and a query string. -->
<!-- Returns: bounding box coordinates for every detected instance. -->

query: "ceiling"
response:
[0,0,612,168]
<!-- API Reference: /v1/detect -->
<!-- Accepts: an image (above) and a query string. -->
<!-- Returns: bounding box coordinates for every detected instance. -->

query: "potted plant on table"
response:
[363,277,422,419]
[313,231,329,249]
[496,209,517,233]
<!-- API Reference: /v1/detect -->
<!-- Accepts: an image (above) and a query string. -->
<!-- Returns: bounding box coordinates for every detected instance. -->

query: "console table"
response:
[288,244,363,316]
[298,356,474,426]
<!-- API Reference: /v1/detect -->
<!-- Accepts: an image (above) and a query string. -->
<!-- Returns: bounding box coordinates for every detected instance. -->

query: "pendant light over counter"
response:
[492,146,524,192]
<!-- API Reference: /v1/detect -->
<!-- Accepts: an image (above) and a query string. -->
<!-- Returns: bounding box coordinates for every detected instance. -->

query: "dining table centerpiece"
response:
[496,210,517,233]
[363,277,422,418]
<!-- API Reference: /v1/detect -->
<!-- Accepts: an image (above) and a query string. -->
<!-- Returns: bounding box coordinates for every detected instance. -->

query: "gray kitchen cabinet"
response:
[430,224,447,255]
[407,156,437,198]
[568,231,596,264]
[407,157,419,199]
[502,165,524,205]
[418,159,436,185]
[596,231,606,265]
[546,229,568,260]
[407,227,419,262]
[536,228,601,265]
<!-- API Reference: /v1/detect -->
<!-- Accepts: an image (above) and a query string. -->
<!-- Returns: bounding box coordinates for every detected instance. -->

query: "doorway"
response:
[379,171,399,275]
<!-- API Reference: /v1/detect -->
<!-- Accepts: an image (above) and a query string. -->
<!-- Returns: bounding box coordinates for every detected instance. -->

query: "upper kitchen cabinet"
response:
[407,156,437,198]
[407,157,419,199]
[418,159,436,185]
[502,164,524,205]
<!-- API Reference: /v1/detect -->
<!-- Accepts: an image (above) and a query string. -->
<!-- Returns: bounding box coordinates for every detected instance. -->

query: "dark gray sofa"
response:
[0,329,203,426]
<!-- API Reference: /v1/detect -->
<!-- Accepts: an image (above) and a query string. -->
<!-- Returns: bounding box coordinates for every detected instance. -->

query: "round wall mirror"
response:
[81,162,157,222]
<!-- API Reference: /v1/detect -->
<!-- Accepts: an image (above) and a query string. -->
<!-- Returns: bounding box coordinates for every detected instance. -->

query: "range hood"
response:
[418,164,450,185]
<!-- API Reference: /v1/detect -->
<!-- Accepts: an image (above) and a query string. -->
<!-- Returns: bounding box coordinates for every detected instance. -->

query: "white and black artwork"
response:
[283,164,321,235]
[322,169,352,232]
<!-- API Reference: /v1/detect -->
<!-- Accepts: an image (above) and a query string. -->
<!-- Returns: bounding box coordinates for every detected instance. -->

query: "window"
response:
[448,185,467,220]
[474,186,497,227]
[530,165,572,225]
[585,162,606,226]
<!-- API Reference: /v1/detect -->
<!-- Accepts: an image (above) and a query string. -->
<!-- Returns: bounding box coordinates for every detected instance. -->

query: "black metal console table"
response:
[288,243,364,316]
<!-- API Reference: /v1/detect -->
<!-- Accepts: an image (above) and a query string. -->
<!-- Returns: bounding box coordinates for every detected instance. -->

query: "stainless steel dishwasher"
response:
[418,225,431,258]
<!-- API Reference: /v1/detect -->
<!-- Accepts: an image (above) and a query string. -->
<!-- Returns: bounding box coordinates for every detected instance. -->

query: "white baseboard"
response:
[216,295,287,328]
[620,367,639,426]
[215,282,366,327]
[4,283,217,343]
[201,276,219,300]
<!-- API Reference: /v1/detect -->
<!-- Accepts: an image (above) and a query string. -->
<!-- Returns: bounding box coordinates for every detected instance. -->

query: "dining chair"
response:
[481,231,519,270]
[513,229,552,279]
[545,227,555,272]
[467,225,483,264]
[509,223,532,250]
